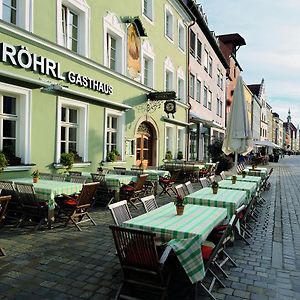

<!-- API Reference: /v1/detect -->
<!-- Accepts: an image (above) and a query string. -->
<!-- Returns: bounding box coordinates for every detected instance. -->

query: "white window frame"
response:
[142,0,154,23]
[208,56,213,77]
[141,40,155,89]
[164,5,174,42]
[178,20,185,52]
[56,0,90,57]
[103,12,125,74]
[104,108,125,161]
[177,67,185,103]
[220,99,223,117]
[0,82,31,165]
[208,90,212,110]
[204,49,209,72]
[196,78,201,103]
[189,73,195,99]
[190,30,196,57]
[165,124,175,158]
[56,97,88,164]
[203,86,208,107]
[197,38,202,64]
[164,57,174,91]
[0,0,32,31]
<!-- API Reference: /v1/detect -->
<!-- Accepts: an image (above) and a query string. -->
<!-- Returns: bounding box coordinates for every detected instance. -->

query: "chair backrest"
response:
[69,175,88,184]
[248,170,261,177]
[175,184,187,198]
[69,171,82,176]
[114,167,126,175]
[0,195,11,223]
[52,174,66,182]
[76,182,100,207]
[14,183,37,205]
[91,173,106,182]
[108,200,132,225]
[39,173,53,180]
[140,195,158,213]
[219,171,226,180]
[199,178,209,188]
[184,181,194,194]
[209,175,215,184]
[241,196,257,221]
[205,214,235,268]
[133,174,148,191]
[170,169,181,182]
[0,181,15,193]
[110,225,160,271]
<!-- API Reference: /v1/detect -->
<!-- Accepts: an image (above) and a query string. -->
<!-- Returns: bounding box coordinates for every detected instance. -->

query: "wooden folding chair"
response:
[159,169,180,197]
[52,174,66,182]
[114,167,126,175]
[184,181,194,195]
[0,195,11,257]
[175,184,188,199]
[61,182,100,231]
[219,171,226,180]
[199,177,209,189]
[140,195,158,213]
[110,225,172,300]
[69,175,88,184]
[91,173,115,207]
[39,173,53,180]
[108,200,132,225]
[69,171,82,176]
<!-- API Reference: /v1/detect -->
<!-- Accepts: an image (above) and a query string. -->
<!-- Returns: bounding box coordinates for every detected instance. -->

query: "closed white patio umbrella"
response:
[222,75,253,168]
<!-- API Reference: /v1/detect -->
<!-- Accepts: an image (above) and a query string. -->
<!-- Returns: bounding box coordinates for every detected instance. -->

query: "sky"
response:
[198,0,300,127]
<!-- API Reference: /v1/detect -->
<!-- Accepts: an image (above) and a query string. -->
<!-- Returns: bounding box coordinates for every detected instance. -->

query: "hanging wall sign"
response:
[0,42,114,95]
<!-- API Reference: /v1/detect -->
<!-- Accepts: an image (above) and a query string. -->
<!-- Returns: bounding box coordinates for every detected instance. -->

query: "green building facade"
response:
[0,0,193,178]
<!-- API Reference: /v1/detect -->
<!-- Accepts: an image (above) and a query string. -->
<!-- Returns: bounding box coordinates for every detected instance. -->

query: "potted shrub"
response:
[177,151,183,160]
[174,195,185,215]
[242,170,247,178]
[231,175,237,184]
[165,150,173,161]
[31,170,39,183]
[0,152,8,172]
[211,181,219,194]
[60,152,75,172]
[106,151,116,162]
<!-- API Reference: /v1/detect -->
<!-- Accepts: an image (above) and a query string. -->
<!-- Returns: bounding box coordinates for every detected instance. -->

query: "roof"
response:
[218,33,246,46]
[247,84,261,97]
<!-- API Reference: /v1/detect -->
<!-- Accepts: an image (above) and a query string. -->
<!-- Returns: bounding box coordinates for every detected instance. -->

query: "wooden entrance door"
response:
[136,122,153,168]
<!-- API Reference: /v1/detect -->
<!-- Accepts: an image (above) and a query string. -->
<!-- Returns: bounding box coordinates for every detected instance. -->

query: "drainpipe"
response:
[186,9,196,162]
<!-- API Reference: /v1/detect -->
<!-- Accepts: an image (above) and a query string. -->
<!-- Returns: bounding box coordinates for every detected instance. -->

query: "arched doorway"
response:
[136,122,156,168]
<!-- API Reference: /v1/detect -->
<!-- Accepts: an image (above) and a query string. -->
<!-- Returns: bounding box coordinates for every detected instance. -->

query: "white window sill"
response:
[4,165,34,172]
[53,162,91,169]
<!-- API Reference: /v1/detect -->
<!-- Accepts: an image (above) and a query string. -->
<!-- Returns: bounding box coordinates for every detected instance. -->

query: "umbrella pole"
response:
[234,152,238,171]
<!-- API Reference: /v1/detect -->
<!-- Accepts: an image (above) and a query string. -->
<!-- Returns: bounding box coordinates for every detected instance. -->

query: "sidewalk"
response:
[0,157,300,299]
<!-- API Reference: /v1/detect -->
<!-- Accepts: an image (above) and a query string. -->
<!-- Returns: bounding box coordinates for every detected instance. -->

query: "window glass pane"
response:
[69,109,77,123]
[3,120,16,138]
[69,128,77,142]
[143,149,148,160]
[3,139,16,156]
[61,107,66,122]
[61,142,66,154]
[61,127,66,141]
[111,117,117,129]
[111,132,117,144]
[69,142,77,152]
[3,0,17,24]
[136,149,141,160]
[137,138,141,148]
[3,96,16,114]
[143,138,148,148]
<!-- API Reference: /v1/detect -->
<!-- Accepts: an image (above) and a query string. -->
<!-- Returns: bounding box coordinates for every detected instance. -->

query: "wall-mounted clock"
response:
[164,100,176,114]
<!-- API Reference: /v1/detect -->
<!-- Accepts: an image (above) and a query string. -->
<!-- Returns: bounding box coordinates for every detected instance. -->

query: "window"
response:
[143,57,151,87]
[143,0,153,21]
[190,30,196,56]
[217,98,220,116]
[208,56,213,77]
[197,39,202,64]
[196,79,201,103]
[220,73,224,90]
[177,127,185,155]
[57,98,88,164]
[203,86,208,107]
[177,77,184,101]
[62,5,78,52]
[166,126,175,156]
[165,8,173,40]
[105,109,125,162]
[217,69,220,87]
[107,34,117,71]
[142,40,155,89]
[165,70,173,91]
[208,90,212,110]
[1,0,31,30]
[57,0,90,56]
[189,73,195,98]
[0,82,31,166]
[204,49,208,71]
[220,99,223,117]
[2,0,16,24]
[178,22,185,51]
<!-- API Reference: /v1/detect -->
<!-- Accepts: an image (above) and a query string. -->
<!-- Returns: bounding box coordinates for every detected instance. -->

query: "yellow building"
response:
[243,83,253,131]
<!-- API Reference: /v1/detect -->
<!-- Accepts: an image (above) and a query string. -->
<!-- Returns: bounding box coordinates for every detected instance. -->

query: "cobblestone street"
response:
[1,156,300,299]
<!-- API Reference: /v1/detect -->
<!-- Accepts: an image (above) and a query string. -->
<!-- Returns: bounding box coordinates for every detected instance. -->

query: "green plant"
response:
[106,151,116,162]
[60,152,75,170]
[177,151,183,160]
[174,195,185,207]
[165,150,172,161]
[31,169,39,178]
[0,152,8,171]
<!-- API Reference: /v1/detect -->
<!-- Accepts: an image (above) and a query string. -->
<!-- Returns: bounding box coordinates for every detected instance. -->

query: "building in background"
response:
[266,102,273,142]
[251,92,262,142]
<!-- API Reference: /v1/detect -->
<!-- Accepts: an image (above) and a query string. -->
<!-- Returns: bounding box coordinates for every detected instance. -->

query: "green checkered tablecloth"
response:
[225,175,262,188]
[9,178,83,220]
[104,174,137,190]
[184,187,247,218]
[123,203,227,284]
[244,167,268,178]
[143,169,170,181]
[218,180,257,202]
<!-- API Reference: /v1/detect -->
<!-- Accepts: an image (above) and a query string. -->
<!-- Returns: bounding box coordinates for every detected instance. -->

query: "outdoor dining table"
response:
[217,180,257,202]
[8,178,83,223]
[184,187,247,218]
[123,202,227,284]
[244,167,268,178]
[225,175,262,188]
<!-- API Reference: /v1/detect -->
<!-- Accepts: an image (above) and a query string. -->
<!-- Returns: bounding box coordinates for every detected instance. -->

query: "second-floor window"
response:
[189,73,195,98]
[208,90,212,110]
[165,9,173,40]
[143,0,153,21]
[165,70,173,91]
[3,0,16,24]
[196,79,201,103]
[203,86,208,107]
[178,23,185,51]
[197,39,202,64]
[208,56,213,77]
[177,78,184,101]
[190,30,196,56]
[62,5,78,52]
[107,34,117,71]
